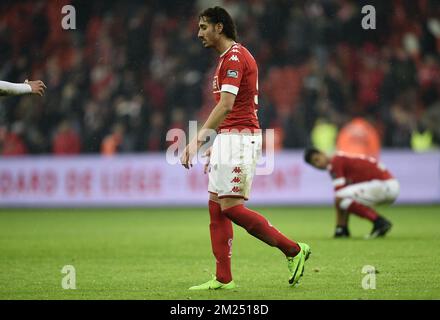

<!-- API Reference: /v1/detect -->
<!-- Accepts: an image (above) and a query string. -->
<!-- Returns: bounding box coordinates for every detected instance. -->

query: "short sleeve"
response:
[219,53,244,96]
[330,157,346,190]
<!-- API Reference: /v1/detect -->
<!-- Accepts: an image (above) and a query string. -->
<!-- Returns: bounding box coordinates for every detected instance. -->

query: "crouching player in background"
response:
[304,148,399,238]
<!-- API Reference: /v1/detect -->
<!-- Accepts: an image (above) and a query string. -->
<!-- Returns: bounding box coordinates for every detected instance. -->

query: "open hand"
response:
[180,141,198,169]
[25,80,47,96]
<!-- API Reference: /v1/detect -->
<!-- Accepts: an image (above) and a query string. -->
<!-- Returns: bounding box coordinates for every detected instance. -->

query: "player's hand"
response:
[203,147,212,174]
[180,141,198,169]
[25,80,47,96]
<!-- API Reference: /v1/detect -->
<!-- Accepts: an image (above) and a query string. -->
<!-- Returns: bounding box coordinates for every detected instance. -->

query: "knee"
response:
[221,206,238,224]
[336,197,353,210]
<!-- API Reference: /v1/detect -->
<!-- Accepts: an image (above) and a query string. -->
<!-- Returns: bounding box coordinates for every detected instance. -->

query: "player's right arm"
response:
[0,80,46,97]
[329,156,347,191]
[180,92,235,169]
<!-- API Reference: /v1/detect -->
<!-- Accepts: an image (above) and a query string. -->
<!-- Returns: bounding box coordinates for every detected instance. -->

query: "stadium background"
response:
[1,0,440,300]
[1,0,439,155]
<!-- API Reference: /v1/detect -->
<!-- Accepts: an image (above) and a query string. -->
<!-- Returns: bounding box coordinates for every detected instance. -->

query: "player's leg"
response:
[188,136,236,290]
[209,133,310,286]
[336,181,392,237]
[368,179,399,238]
[334,198,350,238]
[336,181,382,221]
[208,192,233,284]
[220,197,300,256]
[383,179,400,204]
[217,133,301,257]
[220,197,310,286]
[188,192,236,290]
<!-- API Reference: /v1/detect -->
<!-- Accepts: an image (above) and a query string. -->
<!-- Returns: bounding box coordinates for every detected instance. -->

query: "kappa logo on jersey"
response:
[227,70,239,79]
[229,55,239,62]
[212,76,219,91]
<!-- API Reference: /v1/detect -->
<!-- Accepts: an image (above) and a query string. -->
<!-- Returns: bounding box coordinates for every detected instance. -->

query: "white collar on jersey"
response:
[220,42,237,57]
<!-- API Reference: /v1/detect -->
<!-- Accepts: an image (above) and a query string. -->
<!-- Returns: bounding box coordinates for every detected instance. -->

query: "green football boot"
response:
[287,242,311,287]
[188,276,237,290]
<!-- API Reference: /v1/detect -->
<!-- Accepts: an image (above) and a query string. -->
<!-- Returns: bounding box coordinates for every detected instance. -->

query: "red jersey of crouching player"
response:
[213,43,260,132]
[328,153,393,191]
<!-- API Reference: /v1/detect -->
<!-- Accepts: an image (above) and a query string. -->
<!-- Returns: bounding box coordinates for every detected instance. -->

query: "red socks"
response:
[347,201,379,222]
[209,201,233,283]
[209,202,301,283]
[222,204,300,257]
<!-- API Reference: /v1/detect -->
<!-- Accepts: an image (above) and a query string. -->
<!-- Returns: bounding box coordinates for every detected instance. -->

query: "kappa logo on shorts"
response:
[232,167,242,174]
[231,177,241,183]
[231,186,241,193]
[227,70,239,78]
[212,76,219,91]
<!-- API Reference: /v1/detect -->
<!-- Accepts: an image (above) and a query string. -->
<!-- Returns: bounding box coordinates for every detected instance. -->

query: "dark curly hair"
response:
[199,6,237,41]
[304,147,322,165]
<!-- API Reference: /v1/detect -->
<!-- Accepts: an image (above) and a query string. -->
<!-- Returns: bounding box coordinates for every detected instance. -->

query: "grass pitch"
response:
[0,206,439,300]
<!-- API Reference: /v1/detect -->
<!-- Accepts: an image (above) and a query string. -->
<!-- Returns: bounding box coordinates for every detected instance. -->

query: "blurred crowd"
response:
[0,0,439,156]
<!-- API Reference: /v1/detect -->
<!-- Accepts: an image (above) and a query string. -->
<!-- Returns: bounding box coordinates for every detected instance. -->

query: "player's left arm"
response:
[180,92,235,169]
[0,80,46,97]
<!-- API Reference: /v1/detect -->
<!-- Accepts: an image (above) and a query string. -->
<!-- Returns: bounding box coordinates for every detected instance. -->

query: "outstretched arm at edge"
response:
[0,80,46,96]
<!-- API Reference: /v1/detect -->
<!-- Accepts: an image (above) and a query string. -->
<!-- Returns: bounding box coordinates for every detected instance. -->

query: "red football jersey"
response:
[212,43,260,132]
[328,152,393,190]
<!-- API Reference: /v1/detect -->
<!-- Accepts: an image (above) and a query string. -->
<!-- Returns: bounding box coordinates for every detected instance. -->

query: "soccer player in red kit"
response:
[304,148,399,238]
[180,7,311,290]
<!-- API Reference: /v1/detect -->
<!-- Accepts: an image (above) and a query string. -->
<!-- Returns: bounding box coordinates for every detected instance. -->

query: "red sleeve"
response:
[219,53,244,96]
[329,156,347,191]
